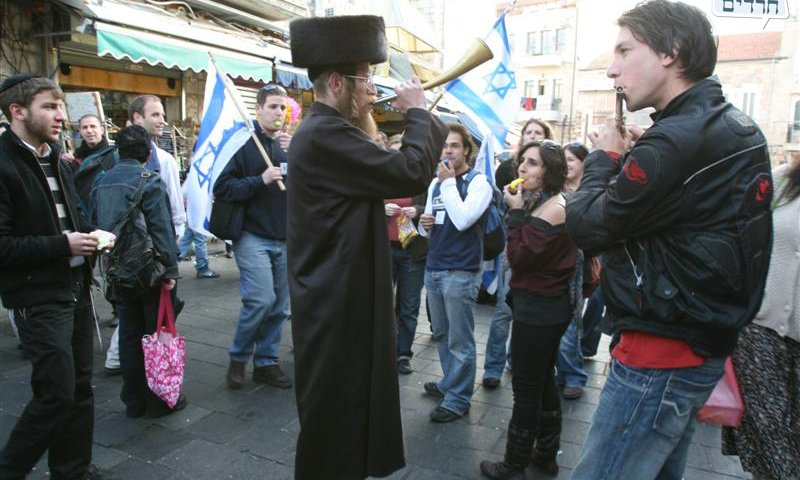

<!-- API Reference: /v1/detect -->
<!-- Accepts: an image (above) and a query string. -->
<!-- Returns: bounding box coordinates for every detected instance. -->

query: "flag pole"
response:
[427,90,444,112]
[207,52,285,191]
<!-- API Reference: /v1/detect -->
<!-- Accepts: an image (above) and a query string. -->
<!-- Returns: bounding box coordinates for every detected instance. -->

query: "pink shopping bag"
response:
[696,357,744,427]
[142,284,185,408]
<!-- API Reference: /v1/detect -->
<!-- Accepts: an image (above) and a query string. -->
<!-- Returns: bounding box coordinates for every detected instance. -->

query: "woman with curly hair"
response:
[480,140,577,479]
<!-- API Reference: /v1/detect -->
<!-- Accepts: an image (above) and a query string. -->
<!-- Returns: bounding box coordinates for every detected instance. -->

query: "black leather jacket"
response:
[566,78,773,357]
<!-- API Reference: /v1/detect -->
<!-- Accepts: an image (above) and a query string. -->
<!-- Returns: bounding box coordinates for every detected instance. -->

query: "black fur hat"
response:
[290,15,387,78]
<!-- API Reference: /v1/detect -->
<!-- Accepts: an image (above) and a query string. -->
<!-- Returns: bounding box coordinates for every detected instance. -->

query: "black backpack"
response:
[103,172,166,302]
[459,169,507,260]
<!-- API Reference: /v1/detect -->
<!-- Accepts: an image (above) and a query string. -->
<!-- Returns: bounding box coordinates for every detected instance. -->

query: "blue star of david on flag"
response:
[483,63,516,99]
[184,57,252,237]
[444,12,518,143]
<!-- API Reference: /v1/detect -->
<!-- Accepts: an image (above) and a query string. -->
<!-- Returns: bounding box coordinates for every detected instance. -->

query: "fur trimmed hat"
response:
[289,15,387,78]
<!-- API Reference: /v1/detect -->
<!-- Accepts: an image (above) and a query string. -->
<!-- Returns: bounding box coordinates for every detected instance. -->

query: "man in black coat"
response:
[0,75,101,479]
[287,15,448,480]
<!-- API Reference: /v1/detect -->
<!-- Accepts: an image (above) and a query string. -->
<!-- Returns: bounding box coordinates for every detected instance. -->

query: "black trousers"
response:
[509,320,569,428]
[117,285,175,417]
[0,271,94,480]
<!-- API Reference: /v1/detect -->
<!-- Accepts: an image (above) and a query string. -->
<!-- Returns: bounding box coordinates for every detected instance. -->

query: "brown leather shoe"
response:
[253,364,292,389]
[226,361,246,389]
[562,386,583,400]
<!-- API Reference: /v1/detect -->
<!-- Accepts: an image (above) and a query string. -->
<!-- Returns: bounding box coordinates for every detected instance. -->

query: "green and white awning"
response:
[95,22,272,82]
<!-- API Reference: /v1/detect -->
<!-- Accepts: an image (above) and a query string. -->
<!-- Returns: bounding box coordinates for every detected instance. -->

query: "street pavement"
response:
[1,242,752,480]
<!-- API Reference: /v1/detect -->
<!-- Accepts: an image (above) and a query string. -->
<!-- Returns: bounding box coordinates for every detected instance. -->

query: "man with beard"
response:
[287,15,448,480]
[0,74,102,479]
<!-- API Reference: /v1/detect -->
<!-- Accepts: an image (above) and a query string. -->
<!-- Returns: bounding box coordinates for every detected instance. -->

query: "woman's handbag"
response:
[696,357,744,427]
[142,284,186,408]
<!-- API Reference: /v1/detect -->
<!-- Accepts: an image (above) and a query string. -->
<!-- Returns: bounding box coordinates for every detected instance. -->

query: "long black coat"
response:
[287,102,447,480]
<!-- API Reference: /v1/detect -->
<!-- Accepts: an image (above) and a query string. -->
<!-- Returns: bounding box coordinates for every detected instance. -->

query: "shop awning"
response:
[275,63,313,90]
[95,22,272,82]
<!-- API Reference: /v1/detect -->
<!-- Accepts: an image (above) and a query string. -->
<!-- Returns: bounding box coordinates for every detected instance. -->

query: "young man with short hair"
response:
[214,83,293,390]
[419,123,492,423]
[566,2,772,478]
[0,74,100,480]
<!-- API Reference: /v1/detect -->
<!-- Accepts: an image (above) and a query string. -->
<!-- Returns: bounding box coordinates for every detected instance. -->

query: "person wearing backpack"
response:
[91,125,185,419]
[418,123,491,423]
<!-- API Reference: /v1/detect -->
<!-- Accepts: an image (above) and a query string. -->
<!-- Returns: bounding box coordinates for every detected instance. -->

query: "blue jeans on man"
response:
[557,287,604,390]
[178,227,210,272]
[391,244,425,361]
[483,252,512,382]
[229,231,290,367]
[425,269,481,415]
[571,356,725,480]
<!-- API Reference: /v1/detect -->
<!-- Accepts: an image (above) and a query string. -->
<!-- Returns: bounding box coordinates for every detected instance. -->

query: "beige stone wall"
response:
[182,70,207,125]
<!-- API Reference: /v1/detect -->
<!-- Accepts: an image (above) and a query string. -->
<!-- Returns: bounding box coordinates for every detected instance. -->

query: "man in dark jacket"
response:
[213,83,293,391]
[72,114,118,213]
[565,2,772,479]
[287,15,448,480]
[0,75,101,479]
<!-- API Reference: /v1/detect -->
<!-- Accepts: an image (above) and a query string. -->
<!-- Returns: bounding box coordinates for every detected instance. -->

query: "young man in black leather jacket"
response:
[566,2,772,479]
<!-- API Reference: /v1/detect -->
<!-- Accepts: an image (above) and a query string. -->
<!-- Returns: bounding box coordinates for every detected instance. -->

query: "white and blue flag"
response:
[445,12,518,145]
[446,13,517,295]
[184,58,251,237]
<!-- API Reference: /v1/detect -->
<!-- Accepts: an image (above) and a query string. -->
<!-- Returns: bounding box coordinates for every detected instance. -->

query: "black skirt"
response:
[721,324,800,479]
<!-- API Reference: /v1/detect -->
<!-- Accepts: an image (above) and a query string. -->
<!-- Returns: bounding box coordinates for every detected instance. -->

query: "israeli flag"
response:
[184,58,251,237]
[445,12,518,145]
[474,136,502,294]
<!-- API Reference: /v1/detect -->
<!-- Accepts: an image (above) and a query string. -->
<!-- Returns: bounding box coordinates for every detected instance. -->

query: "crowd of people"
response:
[0,1,798,480]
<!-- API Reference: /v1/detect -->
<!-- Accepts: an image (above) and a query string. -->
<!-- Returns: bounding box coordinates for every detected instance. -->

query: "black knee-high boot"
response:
[530,409,561,476]
[479,423,536,480]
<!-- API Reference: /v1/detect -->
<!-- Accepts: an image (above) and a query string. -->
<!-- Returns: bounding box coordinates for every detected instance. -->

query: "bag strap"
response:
[156,283,177,335]
[458,169,478,198]
[110,172,151,238]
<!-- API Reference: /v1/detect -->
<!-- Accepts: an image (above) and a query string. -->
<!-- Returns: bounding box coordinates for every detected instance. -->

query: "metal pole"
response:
[567,2,580,143]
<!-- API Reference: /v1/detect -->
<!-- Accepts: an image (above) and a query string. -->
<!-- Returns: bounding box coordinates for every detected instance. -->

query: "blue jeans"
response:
[572,357,725,480]
[391,244,425,359]
[483,252,511,380]
[556,287,605,388]
[179,227,209,272]
[425,269,481,415]
[229,232,290,367]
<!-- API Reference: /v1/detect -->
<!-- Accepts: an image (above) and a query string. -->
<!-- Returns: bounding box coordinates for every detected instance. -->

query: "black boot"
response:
[530,409,561,476]
[480,424,536,480]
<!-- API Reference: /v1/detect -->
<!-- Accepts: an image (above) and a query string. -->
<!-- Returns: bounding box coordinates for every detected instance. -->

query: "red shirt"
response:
[612,331,705,369]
